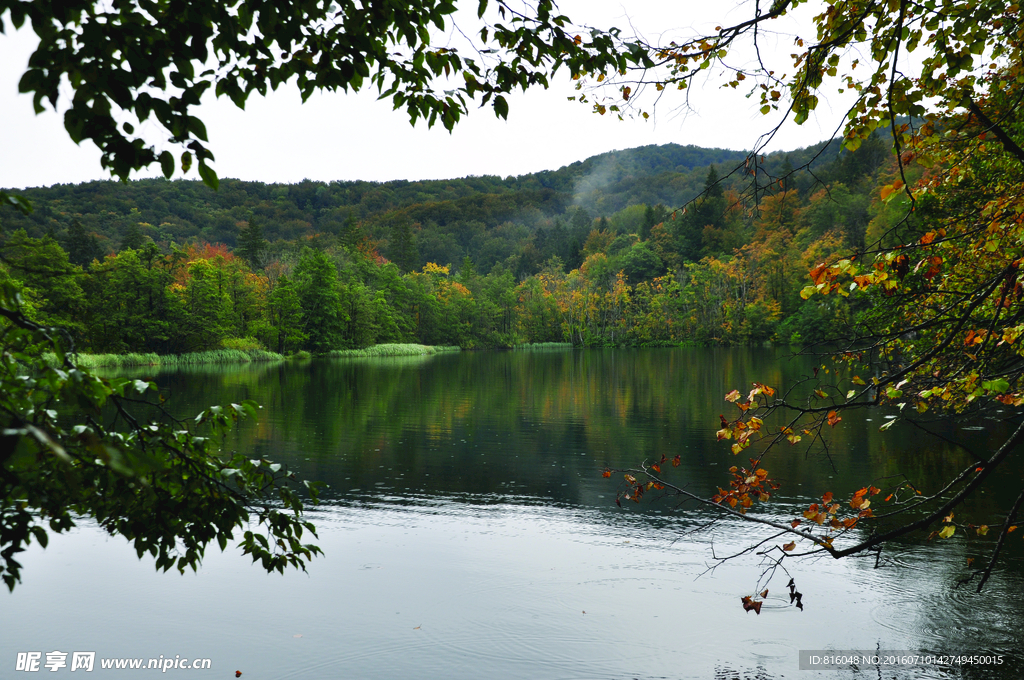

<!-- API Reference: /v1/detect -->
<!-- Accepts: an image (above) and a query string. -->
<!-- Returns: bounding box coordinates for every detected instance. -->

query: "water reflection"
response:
[7,348,1023,679]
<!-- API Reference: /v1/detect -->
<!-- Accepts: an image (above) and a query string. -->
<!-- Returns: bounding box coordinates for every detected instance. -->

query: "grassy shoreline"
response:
[43,348,288,369]
[43,343,464,369]
[327,343,461,358]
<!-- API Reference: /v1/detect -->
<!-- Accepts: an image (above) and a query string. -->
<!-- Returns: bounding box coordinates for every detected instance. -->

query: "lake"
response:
[5,348,1023,679]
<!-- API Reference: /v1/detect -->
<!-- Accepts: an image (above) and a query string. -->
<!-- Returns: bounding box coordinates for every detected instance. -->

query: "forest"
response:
[0,135,897,355]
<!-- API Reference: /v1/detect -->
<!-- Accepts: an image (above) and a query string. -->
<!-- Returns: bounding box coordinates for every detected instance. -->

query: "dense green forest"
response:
[0,136,896,354]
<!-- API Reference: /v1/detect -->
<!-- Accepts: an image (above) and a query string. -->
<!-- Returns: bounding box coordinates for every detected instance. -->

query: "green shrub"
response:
[221,337,267,352]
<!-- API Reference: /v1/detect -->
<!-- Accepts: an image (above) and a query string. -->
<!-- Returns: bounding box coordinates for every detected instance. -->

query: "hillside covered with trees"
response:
[1,136,894,354]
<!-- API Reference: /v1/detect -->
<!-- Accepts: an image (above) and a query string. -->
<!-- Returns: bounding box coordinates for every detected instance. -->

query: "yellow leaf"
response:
[938,525,955,539]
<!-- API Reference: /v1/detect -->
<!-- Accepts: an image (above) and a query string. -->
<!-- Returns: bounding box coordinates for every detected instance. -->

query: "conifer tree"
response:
[63,219,104,267]
[120,221,145,251]
[236,217,269,270]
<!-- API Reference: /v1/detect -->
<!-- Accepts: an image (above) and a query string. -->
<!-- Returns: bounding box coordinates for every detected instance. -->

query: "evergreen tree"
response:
[389,221,419,273]
[676,167,727,262]
[340,210,361,249]
[63,218,104,267]
[293,247,342,352]
[641,204,657,242]
[268,275,306,353]
[236,216,269,270]
[120,221,145,251]
[779,155,795,193]
[458,255,476,282]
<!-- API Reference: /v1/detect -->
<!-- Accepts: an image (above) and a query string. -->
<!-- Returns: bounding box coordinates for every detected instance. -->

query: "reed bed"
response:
[161,349,284,365]
[327,343,461,358]
[43,349,284,369]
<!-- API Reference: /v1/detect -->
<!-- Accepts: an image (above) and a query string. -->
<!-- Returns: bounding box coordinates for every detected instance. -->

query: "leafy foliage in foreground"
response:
[605,0,1024,605]
[0,283,320,591]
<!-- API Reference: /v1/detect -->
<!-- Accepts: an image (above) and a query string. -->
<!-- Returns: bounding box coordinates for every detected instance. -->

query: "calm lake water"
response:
[5,348,1023,679]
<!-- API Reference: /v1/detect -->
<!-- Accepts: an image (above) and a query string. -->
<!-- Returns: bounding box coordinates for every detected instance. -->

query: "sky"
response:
[0,1,851,190]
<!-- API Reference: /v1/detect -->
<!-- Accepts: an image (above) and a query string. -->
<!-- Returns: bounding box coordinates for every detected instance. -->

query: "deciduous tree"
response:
[603,0,1024,605]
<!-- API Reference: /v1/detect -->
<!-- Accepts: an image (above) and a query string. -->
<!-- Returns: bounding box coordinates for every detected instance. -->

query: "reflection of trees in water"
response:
[129,348,1024,664]
[135,350,1019,521]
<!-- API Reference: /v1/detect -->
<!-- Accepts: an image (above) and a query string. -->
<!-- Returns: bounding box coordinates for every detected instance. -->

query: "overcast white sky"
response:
[0,1,849,190]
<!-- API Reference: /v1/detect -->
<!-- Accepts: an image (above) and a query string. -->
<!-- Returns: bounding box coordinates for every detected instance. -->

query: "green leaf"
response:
[198,162,219,190]
[982,378,1010,394]
[159,151,174,178]
[493,95,508,120]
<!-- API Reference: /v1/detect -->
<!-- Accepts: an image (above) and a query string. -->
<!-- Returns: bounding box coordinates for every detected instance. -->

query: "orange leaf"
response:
[672,455,681,467]
[791,519,801,528]
[650,464,661,473]
[822,491,834,504]
[827,410,842,427]
[783,541,796,551]
[740,596,763,615]
[602,469,612,478]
